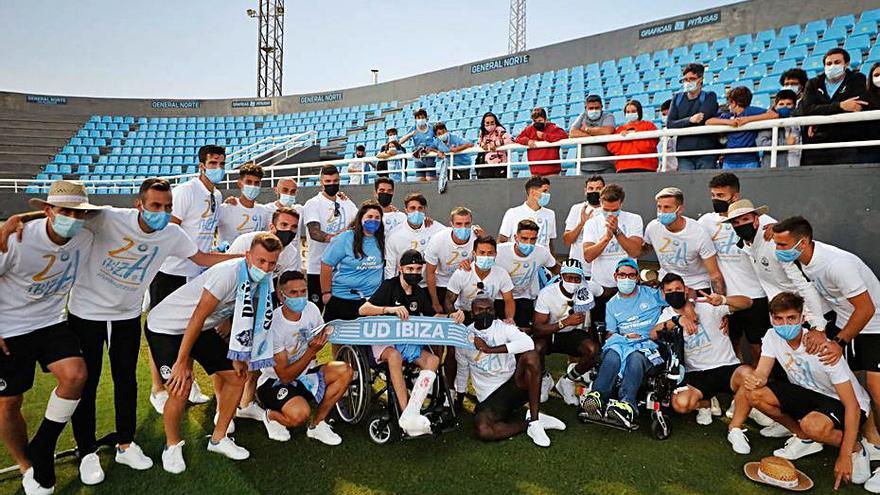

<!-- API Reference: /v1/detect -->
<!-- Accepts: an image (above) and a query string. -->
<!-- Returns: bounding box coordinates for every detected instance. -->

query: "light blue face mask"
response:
[438,133,449,142]
[205,167,225,184]
[616,278,637,295]
[51,213,84,238]
[657,209,678,226]
[407,210,425,227]
[683,81,698,93]
[475,256,495,271]
[773,322,802,340]
[824,64,845,80]
[284,295,308,312]
[453,227,471,242]
[248,265,269,284]
[141,208,171,231]
[603,210,620,218]
[775,239,803,263]
[242,185,261,201]
[538,192,551,207]
[586,109,601,120]
[624,112,639,123]
[279,193,296,206]
[517,241,535,256]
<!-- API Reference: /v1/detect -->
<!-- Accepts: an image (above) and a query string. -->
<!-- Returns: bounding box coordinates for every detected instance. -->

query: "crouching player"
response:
[728,292,872,490]
[459,296,566,447]
[258,270,353,444]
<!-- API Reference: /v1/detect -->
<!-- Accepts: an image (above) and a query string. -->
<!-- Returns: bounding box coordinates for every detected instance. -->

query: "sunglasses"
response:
[333,201,341,217]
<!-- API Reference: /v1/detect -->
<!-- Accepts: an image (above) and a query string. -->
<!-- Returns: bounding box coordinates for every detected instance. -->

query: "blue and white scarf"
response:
[227,259,274,370]
[328,316,473,349]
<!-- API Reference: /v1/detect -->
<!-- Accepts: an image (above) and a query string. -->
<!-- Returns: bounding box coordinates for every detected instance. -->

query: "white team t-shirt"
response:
[657,303,739,372]
[494,242,557,300]
[564,201,597,269]
[762,328,871,412]
[644,216,717,289]
[68,208,198,320]
[259,303,324,386]
[423,228,475,288]
[446,266,514,311]
[264,202,305,239]
[302,193,357,275]
[456,320,535,401]
[217,202,270,245]
[159,177,222,278]
[803,241,880,335]
[384,221,445,280]
[229,231,301,276]
[383,211,407,236]
[0,219,94,338]
[499,203,557,248]
[698,212,772,298]
[534,280,603,333]
[583,210,644,288]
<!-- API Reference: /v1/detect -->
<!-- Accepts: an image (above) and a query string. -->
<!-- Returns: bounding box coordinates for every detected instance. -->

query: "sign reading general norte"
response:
[150,100,202,109]
[471,54,531,74]
[639,11,721,39]
[300,92,343,104]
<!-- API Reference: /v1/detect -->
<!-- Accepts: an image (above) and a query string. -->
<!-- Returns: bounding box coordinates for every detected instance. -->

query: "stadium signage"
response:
[639,11,721,39]
[300,92,343,104]
[26,95,67,105]
[470,54,530,74]
[232,99,272,108]
[150,100,202,109]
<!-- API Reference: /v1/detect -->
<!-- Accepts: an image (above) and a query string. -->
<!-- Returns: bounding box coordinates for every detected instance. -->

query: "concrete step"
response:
[0,144,60,155]
[0,113,87,125]
[0,151,55,165]
[0,135,71,147]
[0,127,77,139]
[0,121,82,132]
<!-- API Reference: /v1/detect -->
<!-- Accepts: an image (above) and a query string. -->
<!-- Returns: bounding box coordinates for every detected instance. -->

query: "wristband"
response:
[833,336,849,347]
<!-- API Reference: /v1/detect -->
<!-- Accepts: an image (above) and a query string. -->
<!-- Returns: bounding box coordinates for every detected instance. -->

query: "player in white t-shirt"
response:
[257,271,353,445]
[262,177,299,214]
[562,175,605,269]
[373,177,407,235]
[444,236,515,322]
[302,165,358,310]
[384,192,445,281]
[424,207,478,314]
[726,292,871,487]
[498,176,557,252]
[458,296,567,447]
[217,163,270,245]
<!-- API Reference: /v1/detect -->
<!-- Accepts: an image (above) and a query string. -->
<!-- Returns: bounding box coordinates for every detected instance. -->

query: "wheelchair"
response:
[334,344,458,444]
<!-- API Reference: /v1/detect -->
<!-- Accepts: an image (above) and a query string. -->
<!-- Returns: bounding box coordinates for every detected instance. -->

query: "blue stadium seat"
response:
[771,59,798,75]
[731,53,753,69]
[59,164,72,174]
[783,45,809,60]
[830,14,855,30]
[44,164,59,174]
[733,34,753,47]
[804,19,827,34]
[756,49,780,65]
[861,8,880,23]
[756,76,781,95]
[756,29,776,43]
[718,68,741,84]
[793,32,818,47]
[812,40,839,56]
[803,56,824,73]
[744,41,765,55]
[845,35,871,52]
[852,21,878,37]
[744,63,768,79]
[822,26,848,42]
[722,45,741,59]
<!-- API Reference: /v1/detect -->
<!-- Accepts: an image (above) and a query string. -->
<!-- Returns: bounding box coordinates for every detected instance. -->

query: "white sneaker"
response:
[862,438,880,462]
[865,467,880,493]
[727,427,751,454]
[214,411,235,434]
[398,414,432,437]
[540,372,552,403]
[161,440,186,474]
[115,442,153,470]
[206,436,250,461]
[262,411,291,442]
[748,407,774,427]
[760,422,791,438]
[773,436,824,460]
[236,402,265,421]
[527,420,551,447]
[526,411,566,431]
[554,376,578,406]
[79,453,104,485]
[696,408,713,426]
[149,390,168,415]
[22,467,53,495]
[710,397,722,416]
[725,399,735,419]
[188,381,210,404]
[853,444,871,485]
[307,421,342,446]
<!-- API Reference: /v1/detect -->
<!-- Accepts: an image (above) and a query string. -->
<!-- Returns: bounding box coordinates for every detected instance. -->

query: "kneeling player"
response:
[460,296,566,447]
[258,270,353,444]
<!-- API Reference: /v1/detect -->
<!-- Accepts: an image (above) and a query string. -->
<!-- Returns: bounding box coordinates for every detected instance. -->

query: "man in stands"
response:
[217,162,270,245]
[779,68,808,104]
[569,95,616,175]
[666,63,720,171]
[384,193,444,281]
[563,175,604,268]
[515,107,568,176]
[376,127,406,179]
[346,145,369,185]
[373,177,407,235]
[498,176,557,253]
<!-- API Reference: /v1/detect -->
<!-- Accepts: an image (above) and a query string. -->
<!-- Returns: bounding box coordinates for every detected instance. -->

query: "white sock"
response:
[44,388,79,423]
[401,370,436,419]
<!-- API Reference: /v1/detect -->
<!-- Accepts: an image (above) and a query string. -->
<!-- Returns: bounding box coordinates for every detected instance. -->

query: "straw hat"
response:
[29,180,104,210]
[743,456,813,491]
[722,199,769,223]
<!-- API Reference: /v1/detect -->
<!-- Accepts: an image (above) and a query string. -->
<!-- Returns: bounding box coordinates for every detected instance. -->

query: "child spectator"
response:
[432,123,473,180]
[757,90,801,168]
[706,86,777,169]
[399,108,437,181]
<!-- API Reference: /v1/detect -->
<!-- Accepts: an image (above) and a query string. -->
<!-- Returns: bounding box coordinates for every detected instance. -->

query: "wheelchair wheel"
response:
[335,345,372,424]
[367,414,396,445]
[651,411,672,440]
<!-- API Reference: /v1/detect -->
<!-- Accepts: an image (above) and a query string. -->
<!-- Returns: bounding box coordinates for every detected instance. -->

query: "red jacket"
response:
[606,120,659,172]
[515,122,568,176]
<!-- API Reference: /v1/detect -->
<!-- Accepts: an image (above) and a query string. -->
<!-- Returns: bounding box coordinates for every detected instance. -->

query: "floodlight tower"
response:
[508,0,526,54]
[247,0,285,97]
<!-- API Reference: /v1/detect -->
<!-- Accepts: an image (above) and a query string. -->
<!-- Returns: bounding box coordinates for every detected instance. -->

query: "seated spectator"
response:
[606,100,659,173]
[800,48,867,166]
[659,99,678,171]
[757,90,802,168]
[569,95,616,174]
[666,63,720,171]
[432,122,474,181]
[376,128,406,179]
[515,107,568,177]
[347,145,370,185]
[399,108,438,181]
[863,62,880,163]
[779,68,808,104]
[477,112,514,179]
[706,86,778,169]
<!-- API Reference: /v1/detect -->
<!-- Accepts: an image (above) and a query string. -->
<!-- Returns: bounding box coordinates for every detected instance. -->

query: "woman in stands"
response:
[476,112,514,179]
[863,62,880,163]
[606,100,659,173]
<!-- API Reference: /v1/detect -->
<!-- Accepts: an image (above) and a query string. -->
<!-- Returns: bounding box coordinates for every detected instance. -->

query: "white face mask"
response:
[874,75,880,87]
[561,281,580,294]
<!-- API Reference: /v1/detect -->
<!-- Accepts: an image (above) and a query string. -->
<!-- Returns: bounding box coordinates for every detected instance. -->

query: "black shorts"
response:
[767,380,867,430]
[547,329,591,356]
[512,298,535,328]
[256,376,318,412]
[145,328,233,379]
[728,297,770,344]
[307,274,324,310]
[591,289,615,331]
[148,271,187,309]
[843,334,880,373]
[322,296,365,322]
[0,322,83,396]
[683,364,740,399]
[474,375,528,420]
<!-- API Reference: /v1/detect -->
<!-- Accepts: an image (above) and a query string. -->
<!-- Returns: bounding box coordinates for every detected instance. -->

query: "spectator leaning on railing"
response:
[666,63,720,171]
[399,108,437,181]
[569,95,616,175]
[432,122,473,181]
[863,62,880,163]
[376,128,406,179]
[757,90,801,168]
[659,99,678,171]
[705,86,778,170]
[347,145,370,185]
[779,68,809,105]
[476,112,514,179]
[515,107,568,177]
[606,100,659,173]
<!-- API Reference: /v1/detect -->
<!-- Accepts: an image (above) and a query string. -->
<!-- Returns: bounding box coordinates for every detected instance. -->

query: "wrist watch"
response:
[558,321,566,330]
[832,336,849,348]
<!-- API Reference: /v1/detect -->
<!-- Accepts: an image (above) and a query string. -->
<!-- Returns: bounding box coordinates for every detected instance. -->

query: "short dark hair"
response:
[823,47,851,64]
[660,272,685,288]
[320,164,340,177]
[374,177,394,191]
[432,122,447,133]
[531,107,547,120]
[600,184,625,202]
[779,68,808,87]
[198,145,225,163]
[517,219,539,233]
[272,206,300,224]
[586,175,605,186]
[473,235,497,252]
[682,63,705,78]
[774,89,798,105]
[413,108,428,119]
[769,291,805,314]
[623,100,643,121]
[708,172,740,192]
[138,178,170,200]
[727,86,753,108]
[404,192,427,207]
[585,94,603,105]
[239,162,263,180]
[525,176,550,192]
[279,270,306,286]
[355,145,366,152]
[660,99,672,112]
[772,216,813,240]
[386,127,398,135]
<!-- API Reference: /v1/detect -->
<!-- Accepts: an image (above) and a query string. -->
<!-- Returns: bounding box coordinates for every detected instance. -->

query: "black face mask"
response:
[666,291,687,309]
[402,273,423,287]
[711,199,730,214]
[275,230,295,247]
[533,122,546,131]
[733,222,758,243]
[377,192,393,207]
[586,191,600,206]
[323,183,340,196]
[473,312,495,330]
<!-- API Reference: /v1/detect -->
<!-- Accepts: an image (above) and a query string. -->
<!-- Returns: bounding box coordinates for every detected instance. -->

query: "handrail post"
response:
[575,144,582,176]
[770,123,779,168]
[660,129,669,173]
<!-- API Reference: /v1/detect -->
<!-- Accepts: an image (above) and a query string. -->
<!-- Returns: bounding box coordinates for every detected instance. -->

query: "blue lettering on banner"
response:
[232,100,272,108]
[26,95,67,105]
[300,92,344,104]
[471,54,531,74]
[151,100,202,109]
[328,316,474,349]
[639,11,721,39]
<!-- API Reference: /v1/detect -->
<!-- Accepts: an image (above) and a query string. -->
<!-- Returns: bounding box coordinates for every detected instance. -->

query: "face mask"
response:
[453,227,471,242]
[711,199,729,214]
[532,121,546,131]
[624,112,639,123]
[516,241,535,256]
[665,291,687,309]
[617,278,637,295]
[661,115,668,124]
[781,85,800,94]
[733,222,758,243]
[537,192,551,207]
[205,167,225,184]
[416,119,427,128]
[586,191,600,206]
[377,192,393,207]
[284,295,308,313]
[657,209,678,226]
[775,239,803,263]
[473,312,494,331]
[403,273,423,287]
[602,210,620,219]
[275,229,295,247]
[773,322,802,340]
[387,134,398,142]
[683,81,698,93]
[141,209,171,231]
[51,213,84,238]
[407,210,425,227]
[775,107,792,118]
[242,185,261,201]
[279,193,296,206]
[323,183,340,197]
[824,64,845,80]
[437,133,449,142]
[873,76,880,87]
[362,219,381,234]
[474,256,495,271]
[586,110,601,120]
[484,124,497,133]
[561,280,581,294]
[248,265,268,284]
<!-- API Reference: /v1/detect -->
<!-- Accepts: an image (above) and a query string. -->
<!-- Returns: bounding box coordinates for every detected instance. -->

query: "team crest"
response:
[0,379,6,391]
[159,365,172,380]
[409,301,419,312]
[277,388,289,400]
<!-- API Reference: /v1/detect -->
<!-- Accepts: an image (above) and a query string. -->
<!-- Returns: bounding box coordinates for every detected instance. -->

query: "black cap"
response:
[399,249,425,267]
